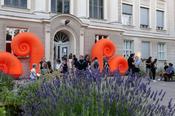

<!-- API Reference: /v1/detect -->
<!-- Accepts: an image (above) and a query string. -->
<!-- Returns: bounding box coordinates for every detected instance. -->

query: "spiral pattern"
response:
[103,45,115,58]
[109,56,128,75]
[0,52,23,79]
[91,39,116,72]
[11,32,44,73]
[17,42,30,56]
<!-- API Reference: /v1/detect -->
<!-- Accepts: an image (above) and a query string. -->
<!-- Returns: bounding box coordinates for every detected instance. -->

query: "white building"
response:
[0,0,175,69]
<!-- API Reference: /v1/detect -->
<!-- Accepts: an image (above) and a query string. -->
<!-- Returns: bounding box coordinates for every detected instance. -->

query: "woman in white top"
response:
[30,64,38,80]
[55,59,62,71]
[68,53,73,72]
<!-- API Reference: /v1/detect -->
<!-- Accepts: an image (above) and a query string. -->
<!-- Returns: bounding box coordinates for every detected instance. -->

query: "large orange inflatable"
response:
[91,39,116,72]
[108,56,128,75]
[11,32,44,73]
[0,52,23,79]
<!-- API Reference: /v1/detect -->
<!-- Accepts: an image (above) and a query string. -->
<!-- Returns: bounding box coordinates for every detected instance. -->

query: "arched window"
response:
[54,31,69,43]
[51,0,70,14]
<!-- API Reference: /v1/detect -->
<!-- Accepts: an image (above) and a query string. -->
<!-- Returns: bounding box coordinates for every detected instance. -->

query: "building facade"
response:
[0,0,175,69]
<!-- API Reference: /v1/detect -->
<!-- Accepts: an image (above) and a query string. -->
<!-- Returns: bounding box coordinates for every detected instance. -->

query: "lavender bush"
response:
[16,69,175,116]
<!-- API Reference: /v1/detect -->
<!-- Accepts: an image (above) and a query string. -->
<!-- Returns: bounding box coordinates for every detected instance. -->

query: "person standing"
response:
[77,55,86,70]
[72,55,78,69]
[61,58,68,74]
[40,57,48,75]
[68,53,73,72]
[30,64,40,80]
[84,55,91,70]
[134,56,141,74]
[47,61,53,73]
[151,59,157,82]
[55,59,62,71]
[127,53,135,75]
[146,57,152,78]
[92,57,99,69]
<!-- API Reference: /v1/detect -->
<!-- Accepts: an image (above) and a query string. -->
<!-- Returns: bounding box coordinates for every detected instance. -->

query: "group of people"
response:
[30,52,175,81]
[127,53,142,76]
[162,62,174,81]
[30,54,101,80]
[54,54,92,74]
[127,53,174,82]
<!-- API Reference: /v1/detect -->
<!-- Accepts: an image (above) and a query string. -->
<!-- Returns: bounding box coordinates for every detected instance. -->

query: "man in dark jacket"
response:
[127,53,135,75]
[76,55,87,70]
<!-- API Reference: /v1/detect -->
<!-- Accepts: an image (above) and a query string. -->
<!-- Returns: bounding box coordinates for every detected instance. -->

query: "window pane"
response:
[6,43,11,53]
[6,31,12,41]
[20,0,27,8]
[122,4,132,15]
[12,0,18,7]
[124,40,133,57]
[64,0,70,13]
[157,10,164,27]
[89,0,93,17]
[51,0,57,12]
[158,43,165,60]
[140,7,149,25]
[4,0,11,5]
[57,0,62,13]
[89,0,103,19]
[99,0,103,6]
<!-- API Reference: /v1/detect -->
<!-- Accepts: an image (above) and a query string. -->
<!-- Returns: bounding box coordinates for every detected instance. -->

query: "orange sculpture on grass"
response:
[91,39,128,74]
[11,32,44,73]
[0,52,23,79]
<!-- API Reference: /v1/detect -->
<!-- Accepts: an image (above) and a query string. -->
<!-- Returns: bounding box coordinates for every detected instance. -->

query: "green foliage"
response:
[0,106,6,116]
[0,72,14,92]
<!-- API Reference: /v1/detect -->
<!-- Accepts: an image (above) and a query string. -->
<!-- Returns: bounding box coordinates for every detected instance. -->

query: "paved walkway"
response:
[148,78,175,106]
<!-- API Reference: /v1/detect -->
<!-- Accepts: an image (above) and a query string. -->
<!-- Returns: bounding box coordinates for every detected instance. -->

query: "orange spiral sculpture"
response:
[11,32,44,73]
[109,56,128,75]
[91,39,116,72]
[0,52,23,79]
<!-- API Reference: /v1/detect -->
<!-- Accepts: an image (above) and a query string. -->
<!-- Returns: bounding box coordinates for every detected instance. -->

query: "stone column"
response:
[1,0,4,5]
[70,0,74,15]
[104,0,108,20]
[44,23,51,61]
[133,0,140,28]
[34,0,46,12]
[76,0,88,18]
[79,28,85,55]
[150,0,156,29]
[27,0,31,9]
[109,0,118,22]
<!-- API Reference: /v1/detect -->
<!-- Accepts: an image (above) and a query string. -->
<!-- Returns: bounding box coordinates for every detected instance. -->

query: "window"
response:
[140,7,149,28]
[122,4,133,25]
[89,0,104,19]
[6,27,28,53]
[4,0,27,9]
[157,10,164,30]
[141,41,150,59]
[95,34,108,43]
[158,43,166,60]
[51,0,70,14]
[123,40,134,58]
